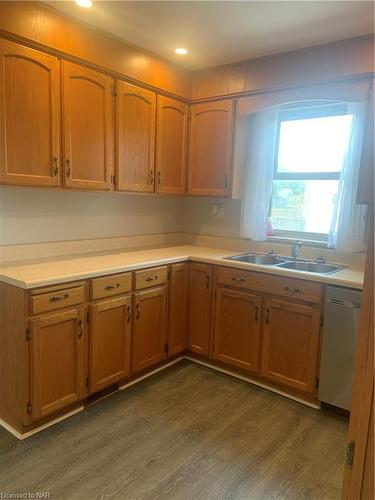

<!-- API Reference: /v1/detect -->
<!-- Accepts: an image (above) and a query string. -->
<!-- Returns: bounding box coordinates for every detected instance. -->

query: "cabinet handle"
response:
[49,293,69,302]
[145,275,158,282]
[126,304,132,323]
[157,171,161,185]
[52,156,59,176]
[265,309,270,324]
[136,304,141,319]
[254,305,259,322]
[232,277,245,283]
[149,170,154,185]
[78,319,83,338]
[105,282,120,290]
[224,174,228,189]
[206,274,210,289]
[284,286,300,293]
[65,159,71,177]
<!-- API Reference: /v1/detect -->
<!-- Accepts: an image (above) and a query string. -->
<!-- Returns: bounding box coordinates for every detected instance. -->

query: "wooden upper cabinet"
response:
[213,288,262,374]
[187,99,234,197]
[261,299,321,394]
[156,96,188,194]
[132,286,167,374]
[89,295,131,394]
[0,40,60,187]
[29,307,86,421]
[168,263,189,356]
[116,81,156,192]
[187,262,213,357]
[62,61,113,190]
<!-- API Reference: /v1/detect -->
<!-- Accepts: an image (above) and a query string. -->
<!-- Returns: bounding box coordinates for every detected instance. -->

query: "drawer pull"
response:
[136,304,141,319]
[206,274,210,289]
[145,275,158,282]
[284,286,300,293]
[49,293,69,302]
[78,320,83,338]
[105,282,121,290]
[232,277,246,283]
[254,305,259,322]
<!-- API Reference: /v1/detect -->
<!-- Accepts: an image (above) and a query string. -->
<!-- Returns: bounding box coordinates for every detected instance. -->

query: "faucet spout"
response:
[291,240,303,259]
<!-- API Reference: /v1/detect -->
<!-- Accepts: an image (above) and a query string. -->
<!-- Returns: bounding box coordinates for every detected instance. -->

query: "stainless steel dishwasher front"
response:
[318,285,362,411]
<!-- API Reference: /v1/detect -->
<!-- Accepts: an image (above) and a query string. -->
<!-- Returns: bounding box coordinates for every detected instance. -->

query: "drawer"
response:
[215,266,322,304]
[134,266,168,290]
[31,286,85,315]
[91,272,131,300]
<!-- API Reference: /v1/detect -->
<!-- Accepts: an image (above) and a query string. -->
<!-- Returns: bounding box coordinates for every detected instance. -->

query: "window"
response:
[269,104,353,241]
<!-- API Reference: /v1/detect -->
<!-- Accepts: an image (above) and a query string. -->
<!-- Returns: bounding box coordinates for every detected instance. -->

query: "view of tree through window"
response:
[270,106,353,239]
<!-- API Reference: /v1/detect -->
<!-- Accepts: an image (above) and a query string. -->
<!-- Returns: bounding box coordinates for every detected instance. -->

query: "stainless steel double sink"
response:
[224,253,346,275]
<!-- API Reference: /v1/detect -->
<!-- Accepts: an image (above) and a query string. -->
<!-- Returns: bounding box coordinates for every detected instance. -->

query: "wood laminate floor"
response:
[0,361,347,500]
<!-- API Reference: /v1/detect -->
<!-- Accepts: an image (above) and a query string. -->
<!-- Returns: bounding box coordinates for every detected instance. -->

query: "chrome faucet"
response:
[291,240,302,259]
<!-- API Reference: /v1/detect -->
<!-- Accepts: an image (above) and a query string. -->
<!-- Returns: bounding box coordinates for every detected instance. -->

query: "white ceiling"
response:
[45,1,374,70]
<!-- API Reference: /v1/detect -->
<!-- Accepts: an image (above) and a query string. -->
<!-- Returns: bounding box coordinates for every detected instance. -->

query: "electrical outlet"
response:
[212,204,225,218]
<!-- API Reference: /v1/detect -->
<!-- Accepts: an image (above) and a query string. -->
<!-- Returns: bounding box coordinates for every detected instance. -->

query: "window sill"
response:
[267,235,329,249]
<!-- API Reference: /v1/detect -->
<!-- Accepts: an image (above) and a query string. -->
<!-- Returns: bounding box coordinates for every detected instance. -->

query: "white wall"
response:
[0,187,183,245]
[182,197,242,238]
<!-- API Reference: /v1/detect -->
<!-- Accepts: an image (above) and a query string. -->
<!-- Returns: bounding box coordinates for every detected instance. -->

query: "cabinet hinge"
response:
[315,377,319,390]
[164,343,168,354]
[167,271,171,280]
[320,316,324,327]
[26,328,31,341]
[86,377,90,389]
[86,311,91,324]
[110,174,116,184]
[26,402,32,414]
[111,85,117,97]
[346,441,355,467]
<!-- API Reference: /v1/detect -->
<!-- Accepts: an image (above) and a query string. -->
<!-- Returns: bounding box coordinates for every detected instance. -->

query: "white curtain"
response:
[328,102,368,252]
[240,108,279,240]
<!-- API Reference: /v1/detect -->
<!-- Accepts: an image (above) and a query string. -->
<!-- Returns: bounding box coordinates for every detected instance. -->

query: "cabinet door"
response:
[213,288,262,373]
[0,39,60,187]
[62,61,113,190]
[116,81,156,192]
[89,295,131,394]
[132,287,167,374]
[187,262,213,357]
[188,100,234,197]
[168,263,189,356]
[261,299,321,394]
[29,308,86,420]
[156,96,188,194]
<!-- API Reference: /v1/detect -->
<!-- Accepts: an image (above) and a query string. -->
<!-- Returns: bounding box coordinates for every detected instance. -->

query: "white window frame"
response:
[269,103,349,243]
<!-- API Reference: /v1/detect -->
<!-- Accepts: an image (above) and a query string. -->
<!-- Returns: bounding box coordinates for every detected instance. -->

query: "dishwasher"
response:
[319,285,362,411]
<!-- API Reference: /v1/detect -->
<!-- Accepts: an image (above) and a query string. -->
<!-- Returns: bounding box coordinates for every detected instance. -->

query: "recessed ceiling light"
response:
[174,48,188,55]
[75,0,93,8]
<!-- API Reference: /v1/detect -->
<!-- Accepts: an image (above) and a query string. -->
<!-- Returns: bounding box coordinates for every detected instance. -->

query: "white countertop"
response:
[0,244,364,290]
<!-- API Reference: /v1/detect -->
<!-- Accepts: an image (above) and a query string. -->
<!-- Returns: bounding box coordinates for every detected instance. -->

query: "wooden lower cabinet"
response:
[187,262,213,356]
[132,286,167,374]
[89,295,132,394]
[260,298,321,394]
[29,307,87,421]
[167,263,189,356]
[213,288,262,373]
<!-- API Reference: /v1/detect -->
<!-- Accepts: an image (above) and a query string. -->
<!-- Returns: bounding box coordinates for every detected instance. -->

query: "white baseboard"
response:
[0,405,84,440]
[0,354,319,440]
[119,357,184,391]
[184,356,321,409]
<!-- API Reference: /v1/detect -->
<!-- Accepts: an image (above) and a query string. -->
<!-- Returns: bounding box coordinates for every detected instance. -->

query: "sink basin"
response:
[277,261,344,275]
[225,253,287,265]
